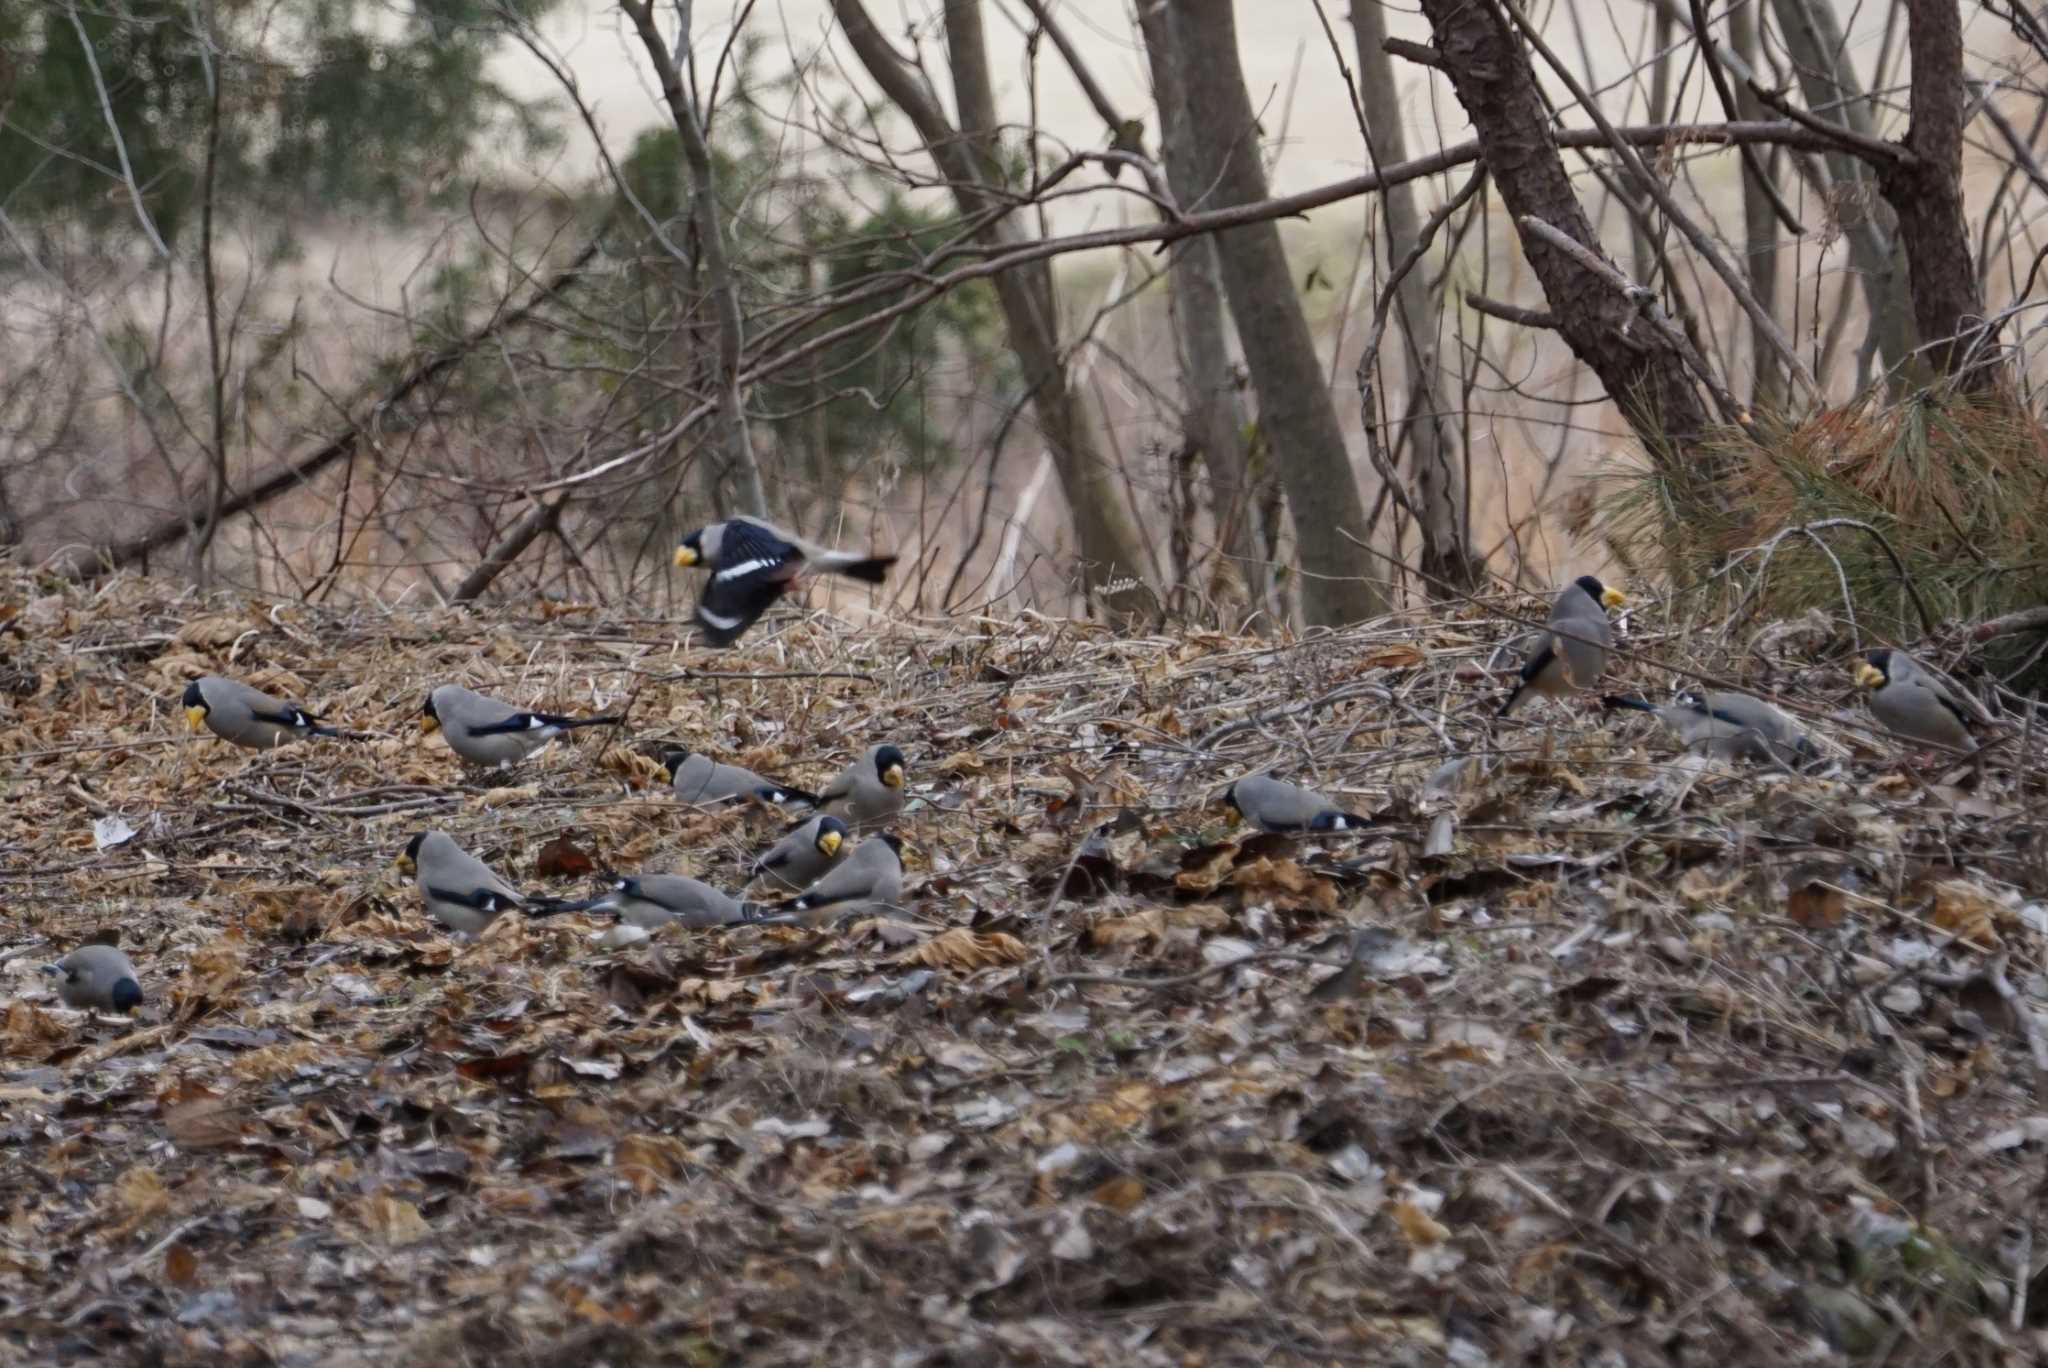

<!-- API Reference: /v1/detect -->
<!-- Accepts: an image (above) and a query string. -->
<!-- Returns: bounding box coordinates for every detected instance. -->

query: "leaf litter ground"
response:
[6,571,2048,1365]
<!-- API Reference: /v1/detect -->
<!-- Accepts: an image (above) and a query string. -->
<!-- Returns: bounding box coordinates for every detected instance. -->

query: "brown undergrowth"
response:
[4,568,2048,1364]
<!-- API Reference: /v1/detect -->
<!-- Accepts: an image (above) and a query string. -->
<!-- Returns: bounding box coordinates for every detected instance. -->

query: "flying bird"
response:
[674,517,896,646]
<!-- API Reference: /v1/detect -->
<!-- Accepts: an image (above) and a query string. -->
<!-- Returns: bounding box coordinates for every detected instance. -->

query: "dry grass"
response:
[4,567,2048,1364]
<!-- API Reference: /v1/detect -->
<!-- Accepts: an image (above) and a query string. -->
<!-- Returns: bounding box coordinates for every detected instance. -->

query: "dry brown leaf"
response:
[937,750,985,775]
[472,785,539,809]
[164,1094,248,1149]
[1785,880,1846,928]
[910,929,1030,972]
[1174,845,1238,894]
[356,1194,431,1246]
[1389,1200,1450,1248]
[162,1243,200,1287]
[113,1166,172,1225]
[1088,909,1166,947]
[1091,1176,1145,1212]
[1931,879,2003,948]
[176,614,250,649]
[614,1133,690,1195]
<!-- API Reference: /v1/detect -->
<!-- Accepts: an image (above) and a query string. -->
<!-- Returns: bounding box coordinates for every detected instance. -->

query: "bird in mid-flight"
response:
[674,517,896,646]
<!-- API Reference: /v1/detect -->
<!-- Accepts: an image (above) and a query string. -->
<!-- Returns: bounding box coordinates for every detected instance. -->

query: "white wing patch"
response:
[699,606,745,630]
[715,556,784,583]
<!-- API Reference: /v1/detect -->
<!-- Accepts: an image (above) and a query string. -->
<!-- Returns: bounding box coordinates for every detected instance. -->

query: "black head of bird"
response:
[181,680,208,730]
[1575,574,1627,610]
[876,832,906,857]
[661,749,690,782]
[420,692,441,734]
[1856,649,1893,690]
[815,815,849,857]
[875,745,907,789]
[1220,782,1241,816]
[396,831,427,874]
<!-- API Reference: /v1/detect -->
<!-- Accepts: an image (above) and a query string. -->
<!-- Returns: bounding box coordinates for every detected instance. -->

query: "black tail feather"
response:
[833,555,896,585]
[1600,695,1656,714]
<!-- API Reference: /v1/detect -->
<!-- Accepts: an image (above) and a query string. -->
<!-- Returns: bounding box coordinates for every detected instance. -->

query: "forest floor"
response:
[4,569,2048,1366]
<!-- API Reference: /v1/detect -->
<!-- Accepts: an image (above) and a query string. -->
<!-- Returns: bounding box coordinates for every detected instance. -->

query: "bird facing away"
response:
[45,944,143,1012]
[816,744,908,831]
[421,684,624,768]
[534,872,758,930]
[755,834,905,926]
[1855,649,1978,753]
[664,749,817,807]
[1498,576,1627,717]
[396,830,560,936]
[749,813,850,892]
[1602,691,1819,768]
[182,676,344,749]
[1222,774,1372,834]
[673,516,897,647]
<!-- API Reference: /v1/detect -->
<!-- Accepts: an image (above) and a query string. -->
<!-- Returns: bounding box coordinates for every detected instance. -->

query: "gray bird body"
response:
[1499,576,1625,717]
[543,872,753,930]
[398,830,532,935]
[758,834,904,925]
[1857,650,1978,753]
[423,684,622,768]
[183,675,341,749]
[1604,691,1818,767]
[749,813,849,891]
[673,517,896,646]
[46,944,143,1011]
[1223,774,1370,834]
[665,750,816,807]
[816,744,907,831]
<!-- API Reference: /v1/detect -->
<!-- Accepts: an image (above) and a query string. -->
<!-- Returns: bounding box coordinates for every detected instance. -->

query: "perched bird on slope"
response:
[673,516,897,646]
[1855,649,1978,753]
[422,684,624,769]
[534,872,758,930]
[816,744,908,831]
[395,830,566,936]
[182,675,345,749]
[754,834,905,926]
[664,749,817,807]
[1222,774,1372,834]
[44,944,143,1012]
[749,813,850,892]
[1602,690,1819,768]
[1498,576,1627,717]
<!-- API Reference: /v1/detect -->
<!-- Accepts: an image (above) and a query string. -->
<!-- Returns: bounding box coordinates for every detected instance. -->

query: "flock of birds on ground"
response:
[38,524,1995,1023]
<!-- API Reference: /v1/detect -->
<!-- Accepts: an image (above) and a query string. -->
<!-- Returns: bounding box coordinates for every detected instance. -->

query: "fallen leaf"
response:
[1389,1200,1450,1248]
[356,1194,431,1246]
[911,929,1030,972]
[535,836,597,879]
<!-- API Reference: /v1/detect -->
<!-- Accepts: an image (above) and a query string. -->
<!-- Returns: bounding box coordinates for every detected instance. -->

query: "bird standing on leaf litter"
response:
[45,944,143,1012]
[395,830,572,936]
[1602,690,1820,769]
[182,675,347,749]
[421,684,625,769]
[673,517,897,646]
[815,744,909,831]
[749,813,851,892]
[1855,649,1979,754]
[664,749,817,807]
[1498,575,1627,717]
[530,871,762,930]
[1222,774,1372,834]
[751,833,905,926]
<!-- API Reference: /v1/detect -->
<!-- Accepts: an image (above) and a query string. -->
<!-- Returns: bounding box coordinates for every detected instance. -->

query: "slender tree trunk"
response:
[621,0,767,517]
[1769,0,1919,387]
[1418,0,1709,461]
[1350,0,1483,595]
[1168,0,1385,626]
[829,0,1151,612]
[1730,1,1784,414]
[1135,2,1265,611]
[1878,0,1995,388]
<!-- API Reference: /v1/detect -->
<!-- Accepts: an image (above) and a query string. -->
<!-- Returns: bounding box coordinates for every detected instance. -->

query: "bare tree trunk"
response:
[829,0,1151,613]
[1418,0,1709,462]
[1729,1,1784,414]
[1168,0,1385,626]
[620,0,767,518]
[1350,0,1483,596]
[1135,2,1266,612]
[1769,0,1919,388]
[454,495,567,602]
[189,1,229,588]
[1878,0,1995,388]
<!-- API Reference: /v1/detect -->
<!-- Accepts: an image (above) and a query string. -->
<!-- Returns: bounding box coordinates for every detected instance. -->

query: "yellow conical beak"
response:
[394,854,416,874]
[1601,587,1627,609]
[673,545,698,568]
[1854,663,1886,690]
[818,830,843,858]
[420,716,440,735]
[882,763,905,789]
[183,705,208,731]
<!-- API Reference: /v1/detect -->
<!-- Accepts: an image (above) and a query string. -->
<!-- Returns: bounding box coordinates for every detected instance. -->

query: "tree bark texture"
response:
[830,0,1152,611]
[1169,0,1386,626]
[1350,0,1482,594]
[1417,0,1708,461]
[1878,0,1994,388]
[1134,1,1265,608]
